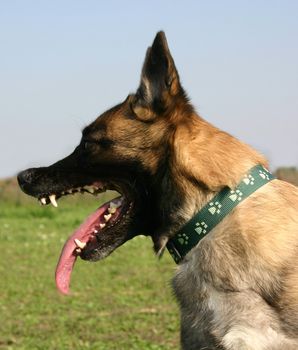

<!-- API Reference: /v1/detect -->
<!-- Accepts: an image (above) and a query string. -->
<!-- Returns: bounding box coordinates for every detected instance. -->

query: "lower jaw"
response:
[80,200,135,261]
[55,195,133,294]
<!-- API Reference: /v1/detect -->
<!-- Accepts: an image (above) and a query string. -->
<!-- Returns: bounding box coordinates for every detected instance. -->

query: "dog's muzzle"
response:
[17,168,38,194]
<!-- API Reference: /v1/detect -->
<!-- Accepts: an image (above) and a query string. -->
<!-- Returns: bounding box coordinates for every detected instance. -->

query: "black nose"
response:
[17,168,36,189]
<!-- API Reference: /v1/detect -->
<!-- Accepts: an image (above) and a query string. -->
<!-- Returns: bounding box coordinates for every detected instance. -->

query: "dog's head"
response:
[19,31,263,294]
[18,32,195,293]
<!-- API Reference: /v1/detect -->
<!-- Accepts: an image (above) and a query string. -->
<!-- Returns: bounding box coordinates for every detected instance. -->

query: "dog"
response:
[18,32,298,349]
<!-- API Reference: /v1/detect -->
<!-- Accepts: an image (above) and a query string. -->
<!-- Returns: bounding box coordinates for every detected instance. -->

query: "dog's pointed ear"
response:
[132,31,183,120]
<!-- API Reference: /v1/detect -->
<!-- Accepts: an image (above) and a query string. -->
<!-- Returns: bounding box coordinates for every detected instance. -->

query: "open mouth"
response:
[37,183,134,295]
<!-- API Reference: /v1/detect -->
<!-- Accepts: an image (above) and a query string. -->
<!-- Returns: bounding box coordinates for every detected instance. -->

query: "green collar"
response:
[167,165,275,263]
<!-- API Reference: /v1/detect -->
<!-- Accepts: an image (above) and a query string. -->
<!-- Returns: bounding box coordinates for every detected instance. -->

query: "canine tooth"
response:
[94,229,98,233]
[84,186,95,193]
[108,207,117,214]
[40,198,47,205]
[104,214,112,222]
[49,195,58,207]
[99,223,106,229]
[74,239,86,249]
[75,248,82,253]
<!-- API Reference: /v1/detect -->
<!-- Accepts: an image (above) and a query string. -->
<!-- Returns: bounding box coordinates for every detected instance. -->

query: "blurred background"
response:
[0,0,297,178]
[0,1,297,349]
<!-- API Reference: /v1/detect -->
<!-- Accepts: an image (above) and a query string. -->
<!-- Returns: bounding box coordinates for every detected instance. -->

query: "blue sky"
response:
[0,0,297,178]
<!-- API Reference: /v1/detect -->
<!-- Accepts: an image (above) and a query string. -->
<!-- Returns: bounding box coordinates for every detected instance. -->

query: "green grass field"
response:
[0,186,179,349]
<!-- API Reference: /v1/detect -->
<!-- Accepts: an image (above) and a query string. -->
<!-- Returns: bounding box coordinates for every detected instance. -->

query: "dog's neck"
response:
[174,115,268,189]
[152,113,268,255]
[173,114,266,209]
[167,164,275,263]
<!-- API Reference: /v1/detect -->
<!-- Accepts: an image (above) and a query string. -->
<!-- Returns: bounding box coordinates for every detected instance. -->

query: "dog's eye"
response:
[82,139,113,151]
[98,138,113,149]
[82,141,94,150]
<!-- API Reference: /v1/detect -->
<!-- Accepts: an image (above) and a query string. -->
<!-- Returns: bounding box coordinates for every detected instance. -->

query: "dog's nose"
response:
[17,168,36,188]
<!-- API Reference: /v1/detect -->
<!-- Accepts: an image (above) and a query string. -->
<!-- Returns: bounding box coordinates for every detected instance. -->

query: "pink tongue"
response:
[55,199,114,295]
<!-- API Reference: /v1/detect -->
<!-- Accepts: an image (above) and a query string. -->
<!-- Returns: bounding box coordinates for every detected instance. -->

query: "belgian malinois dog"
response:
[18,32,298,349]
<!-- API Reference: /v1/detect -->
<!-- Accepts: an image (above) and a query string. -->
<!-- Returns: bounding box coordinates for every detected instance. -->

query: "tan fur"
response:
[174,115,268,190]
[172,114,298,348]
[89,47,298,347]
[84,32,298,349]
[30,31,298,349]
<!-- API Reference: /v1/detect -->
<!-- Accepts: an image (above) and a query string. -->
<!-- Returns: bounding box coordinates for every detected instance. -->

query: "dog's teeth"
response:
[40,197,47,205]
[68,189,73,194]
[94,229,98,233]
[110,201,121,209]
[49,195,58,207]
[99,223,106,229]
[108,207,117,214]
[75,248,82,253]
[74,239,86,249]
[104,214,112,222]
[84,186,95,193]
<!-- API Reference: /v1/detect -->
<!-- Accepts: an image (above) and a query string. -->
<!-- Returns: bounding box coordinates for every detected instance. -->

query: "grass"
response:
[0,188,179,350]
